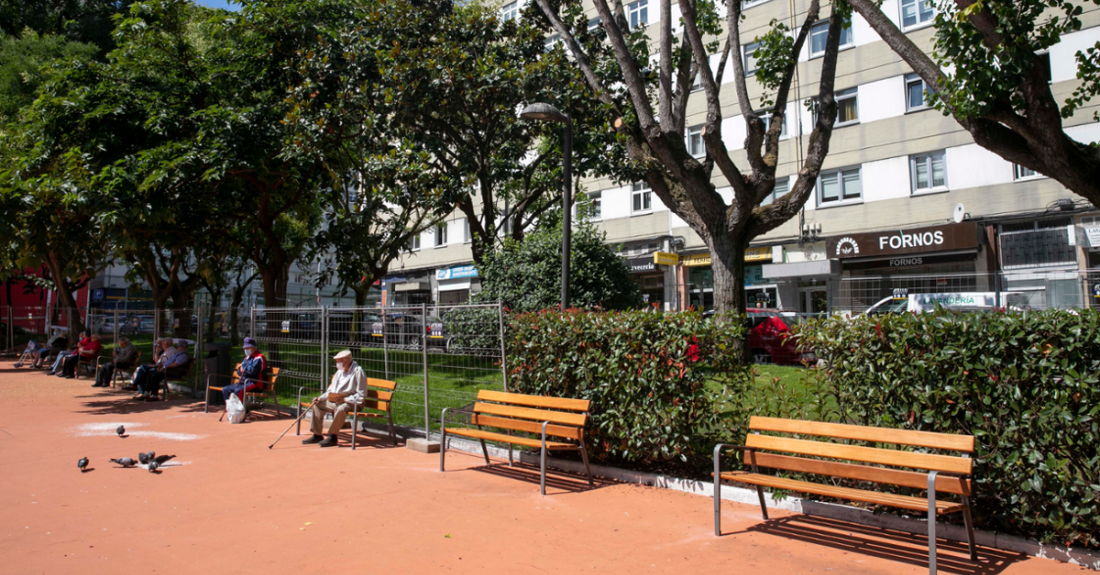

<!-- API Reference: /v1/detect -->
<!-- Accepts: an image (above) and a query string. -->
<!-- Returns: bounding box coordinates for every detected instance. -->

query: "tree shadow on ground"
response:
[730,514,1027,575]
[75,389,208,416]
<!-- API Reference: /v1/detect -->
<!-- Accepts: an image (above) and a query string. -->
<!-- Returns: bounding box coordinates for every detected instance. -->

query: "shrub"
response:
[506,309,751,470]
[800,310,1100,549]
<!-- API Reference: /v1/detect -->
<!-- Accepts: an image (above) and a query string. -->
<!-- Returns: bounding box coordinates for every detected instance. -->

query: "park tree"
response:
[845,0,1100,207]
[476,204,643,313]
[1,0,138,54]
[532,0,847,315]
[0,31,97,124]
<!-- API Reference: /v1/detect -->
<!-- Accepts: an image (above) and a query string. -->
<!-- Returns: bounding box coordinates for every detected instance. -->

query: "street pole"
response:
[561,118,572,311]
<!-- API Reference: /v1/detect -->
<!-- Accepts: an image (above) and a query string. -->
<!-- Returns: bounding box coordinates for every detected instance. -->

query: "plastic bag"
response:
[226,392,246,424]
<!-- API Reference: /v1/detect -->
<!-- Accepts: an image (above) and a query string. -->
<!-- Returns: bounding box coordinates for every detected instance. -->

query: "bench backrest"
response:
[359,378,397,412]
[744,416,975,496]
[469,389,590,441]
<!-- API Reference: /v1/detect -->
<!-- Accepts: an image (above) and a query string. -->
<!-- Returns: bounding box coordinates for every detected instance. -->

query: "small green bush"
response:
[800,310,1100,549]
[507,309,751,470]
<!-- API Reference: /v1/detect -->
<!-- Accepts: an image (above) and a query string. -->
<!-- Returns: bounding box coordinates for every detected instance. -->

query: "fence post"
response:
[421,302,430,438]
[194,304,204,397]
[113,309,119,344]
[321,306,329,390]
[497,301,508,392]
[382,307,389,380]
[249,306,256,338]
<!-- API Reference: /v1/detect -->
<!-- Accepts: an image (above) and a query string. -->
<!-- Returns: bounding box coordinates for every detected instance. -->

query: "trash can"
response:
[204,342,232,404]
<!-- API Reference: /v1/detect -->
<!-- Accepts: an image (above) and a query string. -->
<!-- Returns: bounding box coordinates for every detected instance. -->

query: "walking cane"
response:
[269,400,314,449]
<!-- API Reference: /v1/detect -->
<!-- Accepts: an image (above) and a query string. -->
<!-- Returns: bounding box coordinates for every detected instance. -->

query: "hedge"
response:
[799,310,1100,549]
[506,309,751,469]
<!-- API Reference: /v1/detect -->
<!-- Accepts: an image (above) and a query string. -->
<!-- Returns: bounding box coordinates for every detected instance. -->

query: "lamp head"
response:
[520,102,568,123]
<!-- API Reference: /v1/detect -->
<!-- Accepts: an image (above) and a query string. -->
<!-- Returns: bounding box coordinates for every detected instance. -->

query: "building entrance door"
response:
[801,287,828,314]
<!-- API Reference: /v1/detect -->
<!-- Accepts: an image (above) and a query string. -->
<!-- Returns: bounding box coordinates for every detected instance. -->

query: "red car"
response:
[745,309,816,365]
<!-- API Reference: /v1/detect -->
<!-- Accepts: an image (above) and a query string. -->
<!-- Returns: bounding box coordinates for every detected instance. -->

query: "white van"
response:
[865,292,1031,315]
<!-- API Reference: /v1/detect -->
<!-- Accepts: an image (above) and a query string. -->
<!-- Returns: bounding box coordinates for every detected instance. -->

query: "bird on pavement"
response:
[148,461,159,473]
[77,457,88,471]
[116,425,125,437]
[110,457,136,467]
[153,454,175,465]
[138,451,155,465]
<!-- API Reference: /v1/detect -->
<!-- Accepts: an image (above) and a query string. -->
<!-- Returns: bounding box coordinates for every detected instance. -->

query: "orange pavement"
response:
[0,366,1085,574]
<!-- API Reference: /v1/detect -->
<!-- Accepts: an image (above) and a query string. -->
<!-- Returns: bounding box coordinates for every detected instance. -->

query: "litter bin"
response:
[204,342,232,404]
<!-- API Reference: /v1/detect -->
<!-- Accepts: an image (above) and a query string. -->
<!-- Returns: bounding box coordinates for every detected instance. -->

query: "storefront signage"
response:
[1084,226,1100,248]
[381,275,406,286]
[653,252,679,266]
[626,257,657,273]
[436,265,479,280]
[679,248,772,267]
[827,223,978,260]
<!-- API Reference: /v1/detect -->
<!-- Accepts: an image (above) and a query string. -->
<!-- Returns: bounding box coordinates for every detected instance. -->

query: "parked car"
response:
[865,291,1031,315]
[745,309,816,366]
[370,313,425,348]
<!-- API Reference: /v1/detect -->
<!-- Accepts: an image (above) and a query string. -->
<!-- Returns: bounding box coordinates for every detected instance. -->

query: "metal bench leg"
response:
[578,439,593,487]
[351,410,358,451]
[478,439,490,465]
[506,429,513,466]
[387,410,396,446]
[928,471,939,575]
[439,409,448,472]
[961,495,978,561]
[540,422,549,496]
[749,451,768,520]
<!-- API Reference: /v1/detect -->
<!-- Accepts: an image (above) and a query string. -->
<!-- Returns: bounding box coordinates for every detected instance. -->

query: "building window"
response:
[435,224,447,247]
[742,0,771,8]
[500,1,518,21]
[408,234,421,251]
[1014,164,1041,180]
[687,125,705,157]
[589,191,602,220]
[905,73,929,111]
[910,150,947,193]
[836,88,858,125]
[759,110,787,137]
[810,20,853,57]
[743,42,761,76]
[900,0,934,29]
[631,182,652,213]
[544,34,562,51]
[761,178,789,206]
[817,167,862,205]
[627,0,648,29]
[462,218,471,243]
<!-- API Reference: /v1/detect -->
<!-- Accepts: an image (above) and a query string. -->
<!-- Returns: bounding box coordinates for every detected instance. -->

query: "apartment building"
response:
[379,0,1100,313]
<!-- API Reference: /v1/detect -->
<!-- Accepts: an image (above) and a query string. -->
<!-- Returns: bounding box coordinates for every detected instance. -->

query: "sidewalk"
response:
[0,366,1087,574]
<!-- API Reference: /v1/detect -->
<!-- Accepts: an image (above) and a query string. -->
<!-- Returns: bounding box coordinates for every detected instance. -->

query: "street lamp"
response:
[520,102,572,311]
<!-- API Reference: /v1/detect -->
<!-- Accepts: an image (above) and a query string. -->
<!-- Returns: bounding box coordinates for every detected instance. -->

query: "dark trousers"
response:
[132,365,154,390]
[222,381,259,402]
[61,354,84,377]
[134,366,166,395]
[95,361,132,386]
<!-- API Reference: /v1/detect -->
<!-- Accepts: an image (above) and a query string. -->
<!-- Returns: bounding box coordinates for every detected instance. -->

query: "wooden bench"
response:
[75,352,102,379]
[714,416,977,575]
[439,390,594,495]
[295,378,398,448]
[205,364,281,419]
[95,350,143,388]
[160,357,196,401]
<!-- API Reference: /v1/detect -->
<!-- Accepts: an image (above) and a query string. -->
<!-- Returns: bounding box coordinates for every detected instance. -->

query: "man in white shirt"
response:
[303,350,366,447]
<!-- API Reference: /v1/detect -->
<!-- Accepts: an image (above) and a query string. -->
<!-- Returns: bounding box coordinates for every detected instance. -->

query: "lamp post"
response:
[519,102,572,311]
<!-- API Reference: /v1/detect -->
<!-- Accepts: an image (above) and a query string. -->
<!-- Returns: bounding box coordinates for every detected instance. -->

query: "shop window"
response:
[910,150,947,193]
[999,218,1076,268]
[817,167,862,205]
[687,125,705,157]
[631,182,652,214]
[900,0,934,29]
[905,73,929,111]
[810,20,853,58]
[627,0,648,29]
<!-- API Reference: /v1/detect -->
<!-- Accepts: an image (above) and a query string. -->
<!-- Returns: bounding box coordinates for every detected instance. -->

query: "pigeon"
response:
[110,457,136,467]
[77,457,88,471]
[153,454,175,466]
[138,451,155,465]
[148,461,159,473]
[116,425,125,437]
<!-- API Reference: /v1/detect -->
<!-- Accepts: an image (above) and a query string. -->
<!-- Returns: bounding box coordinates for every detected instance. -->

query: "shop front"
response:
[626,255,666,308]
[387,271,433,306]
[435,264,479,305]
[826,222,984,312]
[679,247,777,311]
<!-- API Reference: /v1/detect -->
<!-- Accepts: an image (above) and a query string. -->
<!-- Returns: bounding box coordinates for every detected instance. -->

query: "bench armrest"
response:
[440,407,476,426]
[206,371,238,388]
[713,444,761,477]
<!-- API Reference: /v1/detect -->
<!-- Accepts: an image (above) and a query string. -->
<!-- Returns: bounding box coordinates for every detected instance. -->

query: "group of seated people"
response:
[120,337,191,401]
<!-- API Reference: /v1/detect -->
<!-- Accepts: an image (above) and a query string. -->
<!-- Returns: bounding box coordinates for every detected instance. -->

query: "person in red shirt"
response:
[60,334,103,379]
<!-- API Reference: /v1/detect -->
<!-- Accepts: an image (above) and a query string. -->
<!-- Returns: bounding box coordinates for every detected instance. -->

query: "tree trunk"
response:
[707,232,750,362]
[44,252,85,336]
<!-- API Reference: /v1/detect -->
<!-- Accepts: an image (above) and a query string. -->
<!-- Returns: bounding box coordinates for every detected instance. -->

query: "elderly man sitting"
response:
[92,337,138,388]
[134,339,190,401]
[302,350,366,448]
[221,337,266,403]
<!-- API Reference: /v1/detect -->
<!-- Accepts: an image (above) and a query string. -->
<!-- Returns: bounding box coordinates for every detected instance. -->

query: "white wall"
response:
[858,76,906,123]
[944,144,1014,191]
[1050,27,1100,84]
[862,156,911,202]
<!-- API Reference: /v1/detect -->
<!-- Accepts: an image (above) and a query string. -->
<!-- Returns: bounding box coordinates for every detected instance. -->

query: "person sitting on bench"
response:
[92,337,137,388]
[221,337,266,403]
[59,334,102,379]
[49,331,87,374]
[303,350,366,447]
[126,338,171,391]
[35,328,68,368]
[134,339,189,401]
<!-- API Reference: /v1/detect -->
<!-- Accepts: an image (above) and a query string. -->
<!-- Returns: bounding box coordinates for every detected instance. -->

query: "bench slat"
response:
[473,403,587,427]
[445,427,577,450]
[745,434,973,475]
[749,416,974,453]
[367,378,397,391]
[720,472,966,514]
[742,451,972,496]
[470,413,583,441]
[477,389,590,412]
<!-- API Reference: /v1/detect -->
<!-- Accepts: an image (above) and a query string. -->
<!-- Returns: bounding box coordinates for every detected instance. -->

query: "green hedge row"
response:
[506,309,751,468]
[799,310,1100,549]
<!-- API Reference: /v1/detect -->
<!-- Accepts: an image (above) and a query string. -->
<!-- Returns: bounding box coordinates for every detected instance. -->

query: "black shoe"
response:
[63,375,75,379]
[319,435,339,448]
[122,384,137,391]
[302,434,324,445]
[133,393,148,400]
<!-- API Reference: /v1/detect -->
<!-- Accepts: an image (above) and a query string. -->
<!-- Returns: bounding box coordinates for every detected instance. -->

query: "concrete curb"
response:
[417,426,1100,571]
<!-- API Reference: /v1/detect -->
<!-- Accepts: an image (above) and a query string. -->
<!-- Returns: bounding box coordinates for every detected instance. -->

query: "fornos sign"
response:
[826,223,978,260]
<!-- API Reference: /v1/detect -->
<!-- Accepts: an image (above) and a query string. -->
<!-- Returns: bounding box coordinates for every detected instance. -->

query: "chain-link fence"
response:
[250,303,506,437]
[2,305,87,357]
